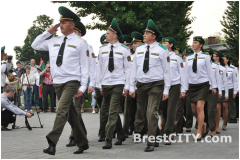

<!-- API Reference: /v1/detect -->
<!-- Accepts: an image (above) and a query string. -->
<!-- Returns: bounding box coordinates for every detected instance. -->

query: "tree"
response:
[221,1,239,62]
[53,1,195,49]
[14,15,57,64]
[203,32,226,46]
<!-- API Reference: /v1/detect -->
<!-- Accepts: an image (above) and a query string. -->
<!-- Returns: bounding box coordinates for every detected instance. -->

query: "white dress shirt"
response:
[209,62,222,94]
[219,64,228,97]
[96,41,131,90]
[130,41,170,94]
[184,51,217,90]
[1,60,11,87]
[31,31,89,93]
[226,65,238,94]
[88,44,97,87]
[169,51,186,92]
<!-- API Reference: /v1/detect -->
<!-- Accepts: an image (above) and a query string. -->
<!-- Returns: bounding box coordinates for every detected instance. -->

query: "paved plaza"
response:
[1,111,239,159]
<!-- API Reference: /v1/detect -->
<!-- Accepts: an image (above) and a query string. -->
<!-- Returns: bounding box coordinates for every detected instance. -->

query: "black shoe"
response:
[197,135,202,141]
[164,139,171,145]
[1,126,12,131]
[43,145,56,155]
[229,119,237,123]
[102,140,112,149]
[144,145,154,152]
[186,129,191,132]
[113,133,116,138]
[66,137,76,147]
[98,136,105,142]
[154,141,159,147]
[222,128,227,131]
[128,129,133,135]
[73,144,89,154]
[216,131,220,134]
[125,134,128,138]
[114,140,123,145]
[202,133,207,138]
[51,111,55,113]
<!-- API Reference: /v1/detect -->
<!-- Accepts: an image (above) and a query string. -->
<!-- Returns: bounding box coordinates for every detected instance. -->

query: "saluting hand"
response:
[162,94,168,101]
[48,23,60,34]
[129,92,135,98]
[75,90,84,98]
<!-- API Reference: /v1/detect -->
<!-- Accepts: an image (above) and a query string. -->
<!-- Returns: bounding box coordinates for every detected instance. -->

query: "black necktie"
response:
[192,54,198,73]
[143,45,150,73]
[56,37,67,67]
[108,45,114,72]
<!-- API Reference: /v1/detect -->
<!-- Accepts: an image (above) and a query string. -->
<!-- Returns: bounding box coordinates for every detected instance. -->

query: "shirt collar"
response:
[169,51,174,56]
[194,50,202,56]
[64,32,75,40]
[108,41,120,48]
[145,41,158,49]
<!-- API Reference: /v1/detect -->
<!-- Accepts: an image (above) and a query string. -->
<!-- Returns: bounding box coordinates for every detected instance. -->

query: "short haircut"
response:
[3,85,16,93]
[25,65,31,70]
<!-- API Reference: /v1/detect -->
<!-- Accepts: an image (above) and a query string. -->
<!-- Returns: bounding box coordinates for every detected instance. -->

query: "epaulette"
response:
[229,66,235,69]
[137,43,144,48]
[100,44,108,48]
[175,53,182,57]
[121,44,129,49]
[187,53,194,57]
[158,43,167,50]
[78,36,87,42]
[221,65,226,68]
[202,52,209,55]
[230,65,235,69]
[212,62,219,65]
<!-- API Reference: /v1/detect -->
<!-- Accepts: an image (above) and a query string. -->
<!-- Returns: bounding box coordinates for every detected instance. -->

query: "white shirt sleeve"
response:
[178,56,186,93]
[96,49,103,89]
[223,68,228,97]
[233,68,239,94]
[130,52,137,92]
[206,56,217,89]
[31,30,51,51]
[216,65,222,94]
[163,50,170,95]
[123,49,132,90]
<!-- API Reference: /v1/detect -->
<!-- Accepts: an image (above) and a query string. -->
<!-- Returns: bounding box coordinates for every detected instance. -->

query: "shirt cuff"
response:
[218,89,222,95]
[129,86,135,92]
[89,82,95,87]
[180,86,185,93]
[96,83,101,89]
[79,86,87,93]
[92,90,96,95]
[124,85,129,90]
[163,88,169,95]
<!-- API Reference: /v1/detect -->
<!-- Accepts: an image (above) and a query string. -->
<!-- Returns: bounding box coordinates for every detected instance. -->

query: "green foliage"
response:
[53,1,195,49]
[204,32,226,46]
[220,1,239,61]
[14,15,57,65]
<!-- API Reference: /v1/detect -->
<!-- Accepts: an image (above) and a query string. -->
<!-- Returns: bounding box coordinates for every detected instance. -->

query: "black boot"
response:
[98,135,106,142]
[43,142,56,155]
[144,145,154,152]
[114,138,125,145]
[73,144,89,154]
[66,137,76,147]
[1,126,12,131]
[102,140,112,149]
[128,129,133,135]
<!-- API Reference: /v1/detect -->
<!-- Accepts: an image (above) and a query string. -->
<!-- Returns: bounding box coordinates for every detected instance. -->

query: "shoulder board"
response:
[158,43,167,50]
[230,65,235,68]
[121,44,129,49]
[137,43,144,48]
[175,53,182,57]
[202,52,209,55]
[100,44,108,48]
[1,61,6,65]
[187,53,194,57]
[221,65,226,68]
[229,66,235,69]
[212,62,219,65]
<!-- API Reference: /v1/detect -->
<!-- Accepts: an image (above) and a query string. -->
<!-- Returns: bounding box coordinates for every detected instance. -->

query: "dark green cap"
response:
[229,56,233,60]
[58,6,80,22]
[175,46,183,53]
[144,19,164,38]
[1,46,5,53]
[120,35,132,45]
[131,32,143,42]
[184,48,194,54]
[162,37,176,45]
[213,51,224,58]
[100,34,108,44]
[74,20,86,37]
[223,54,230,59]
[193,37,205,45]
[108,18,123,37]
[205,48,214,54]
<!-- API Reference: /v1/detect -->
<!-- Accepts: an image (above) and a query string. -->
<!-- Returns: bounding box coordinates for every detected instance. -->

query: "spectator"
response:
[34,67,43,112]
[21,65,35,112]
[5,73,19,104]
[1,51,12,92]
[1,85,32,131]
[30,59,39,106]
[40,63,55,113]
[14,61,25,107]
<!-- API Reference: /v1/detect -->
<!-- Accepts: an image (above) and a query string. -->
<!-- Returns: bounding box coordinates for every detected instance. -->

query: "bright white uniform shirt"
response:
[1,60,11,87]
[96,41,131,90]
[219,64,228,97]
[184,51,217,90]
[169,51,186,92]
[130,41,170,94]
[31,31,89,93]
[87,44,97,87]
[209,62,222,94]
[226,65,238,94]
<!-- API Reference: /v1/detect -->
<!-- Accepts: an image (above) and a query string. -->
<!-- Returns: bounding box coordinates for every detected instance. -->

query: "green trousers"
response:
[69,93,87,138]
[102,85,125,142]
[175,97,186,133]
[206,89,218,131]
[123,93,137,135]
[185,96,193,128]
[95,88,103,109]
[46,81,88,148]
[159,84,180,136]
[228,89,237,120]
[135,80,164,146]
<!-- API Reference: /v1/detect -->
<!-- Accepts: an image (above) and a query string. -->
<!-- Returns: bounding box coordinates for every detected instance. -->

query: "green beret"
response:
[74,20,86,37]
[58,6,80,22]
[184,48,194,54]
[213,51,224,58]
[205,48,214,54]
[131,32,143,42]
[1,46,5,53]
[144,19,164,38]
[162,37,176,45]
[175,46,183,53]
[100,34,108,44]
[108,18,123,37]
[193,37,205,45]
[223,54,230,59]
[120,35,132,45]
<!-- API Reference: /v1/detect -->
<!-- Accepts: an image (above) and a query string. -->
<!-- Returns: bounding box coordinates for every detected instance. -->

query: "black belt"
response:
[43,83,53,86]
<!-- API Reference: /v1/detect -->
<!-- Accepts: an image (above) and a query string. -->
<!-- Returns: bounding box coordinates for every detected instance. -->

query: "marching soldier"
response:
[31,6,89,155]
[129,19,170,152]
[96,18,131,149]
[175,46,183,55]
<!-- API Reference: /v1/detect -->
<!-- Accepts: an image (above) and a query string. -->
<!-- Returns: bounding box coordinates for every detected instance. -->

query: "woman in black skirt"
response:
[184,37,217,141]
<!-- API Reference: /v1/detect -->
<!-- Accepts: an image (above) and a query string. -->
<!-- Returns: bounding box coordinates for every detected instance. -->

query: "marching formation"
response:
[3,6,238,155]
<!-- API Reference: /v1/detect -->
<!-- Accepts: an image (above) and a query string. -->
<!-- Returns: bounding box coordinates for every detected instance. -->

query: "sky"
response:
[0,0,228,68]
